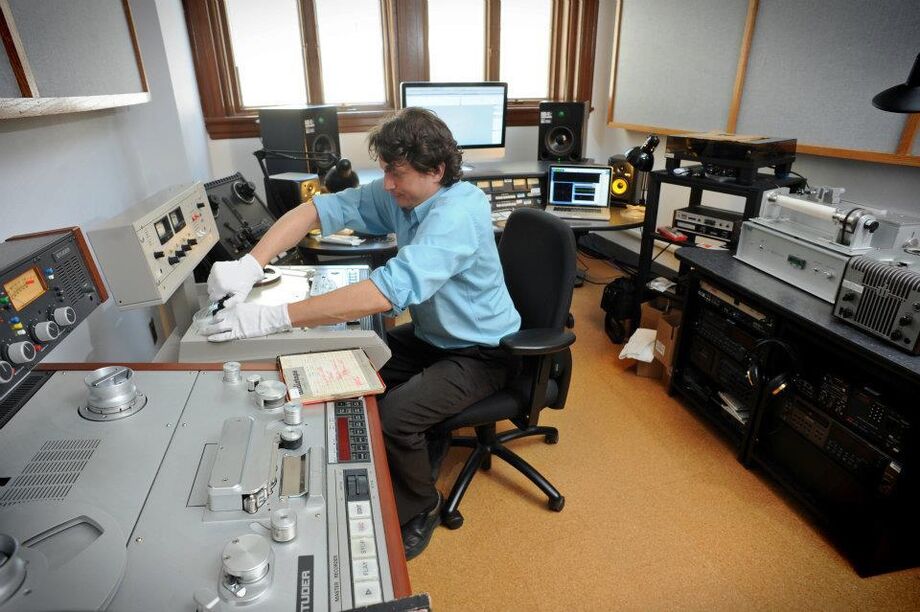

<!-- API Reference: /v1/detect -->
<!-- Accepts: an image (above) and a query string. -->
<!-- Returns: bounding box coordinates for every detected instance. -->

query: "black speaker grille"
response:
[0,371,53,430]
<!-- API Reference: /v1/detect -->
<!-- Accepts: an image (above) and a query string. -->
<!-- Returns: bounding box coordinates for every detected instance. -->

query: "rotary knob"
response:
[53,306,76,327]
[839,307,854,318]
[6,341,36,365]
[221,534,271,583]
[232,180,256,203]
[899,313,913,326]
[279,427,303,450]
[32,321,60,343]
[0,360,14,384]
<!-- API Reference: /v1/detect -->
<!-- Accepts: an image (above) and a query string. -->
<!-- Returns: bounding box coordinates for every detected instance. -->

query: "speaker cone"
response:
[611,178,629,196]
[544,126,575,157]
[311,134,337,171]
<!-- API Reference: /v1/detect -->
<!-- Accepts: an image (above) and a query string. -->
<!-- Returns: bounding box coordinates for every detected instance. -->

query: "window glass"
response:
[427,0,485,82]
[315,0,387,105]
[225,0,307,107]
[500,0,551,99]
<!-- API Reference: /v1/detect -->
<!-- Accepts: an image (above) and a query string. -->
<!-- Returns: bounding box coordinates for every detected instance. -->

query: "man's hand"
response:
[198,303,292,342]
[206,254,264,306]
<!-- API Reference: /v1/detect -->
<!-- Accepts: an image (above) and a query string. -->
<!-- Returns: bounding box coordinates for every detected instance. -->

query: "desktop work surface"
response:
[355,161,645,234]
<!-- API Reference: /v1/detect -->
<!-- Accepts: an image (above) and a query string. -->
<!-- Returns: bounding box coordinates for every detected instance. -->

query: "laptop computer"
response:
[544,164,613,221]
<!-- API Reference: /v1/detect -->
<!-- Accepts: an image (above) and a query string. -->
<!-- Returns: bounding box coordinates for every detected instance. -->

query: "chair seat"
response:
[433,379,559,433]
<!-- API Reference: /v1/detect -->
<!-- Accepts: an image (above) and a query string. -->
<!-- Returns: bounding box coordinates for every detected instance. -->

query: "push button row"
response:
[347,498,382,605]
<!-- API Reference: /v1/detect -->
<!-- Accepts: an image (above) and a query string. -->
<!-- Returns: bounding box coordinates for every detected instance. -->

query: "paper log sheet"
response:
[281,349,382,400]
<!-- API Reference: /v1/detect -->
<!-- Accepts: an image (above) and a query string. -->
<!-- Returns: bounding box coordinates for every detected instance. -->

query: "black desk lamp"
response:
[323,158,360,193]
[625,134,660,205]
[872,52,920,113]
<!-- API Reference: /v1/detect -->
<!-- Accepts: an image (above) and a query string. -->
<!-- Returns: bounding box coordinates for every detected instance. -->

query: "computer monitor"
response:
[547,165,612,208]
[400,82,507,149]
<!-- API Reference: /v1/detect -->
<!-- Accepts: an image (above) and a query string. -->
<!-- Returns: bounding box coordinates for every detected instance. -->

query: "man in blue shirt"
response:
[202,108,521,560]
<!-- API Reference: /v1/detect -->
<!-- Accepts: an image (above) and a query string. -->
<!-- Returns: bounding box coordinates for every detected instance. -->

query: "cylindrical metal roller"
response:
[270,508,297,543]
[221,534,271,583]
[223,361,242,384]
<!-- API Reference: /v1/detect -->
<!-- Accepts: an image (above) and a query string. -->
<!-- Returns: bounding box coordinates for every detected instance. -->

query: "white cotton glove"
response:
[206,254,264,307]
[198,302,292,342]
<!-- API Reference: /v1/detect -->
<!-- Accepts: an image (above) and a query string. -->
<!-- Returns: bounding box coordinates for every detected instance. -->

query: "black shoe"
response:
[401,493,442,561]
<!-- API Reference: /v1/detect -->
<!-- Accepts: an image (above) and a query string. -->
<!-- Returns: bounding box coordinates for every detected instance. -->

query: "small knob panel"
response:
[53,306,76,327]
[32,321,60,343]
[6,341,36,365]
[0,360,14,384]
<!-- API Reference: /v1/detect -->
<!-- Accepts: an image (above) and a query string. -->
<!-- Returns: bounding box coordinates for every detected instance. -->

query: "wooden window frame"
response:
[184,0,598,139]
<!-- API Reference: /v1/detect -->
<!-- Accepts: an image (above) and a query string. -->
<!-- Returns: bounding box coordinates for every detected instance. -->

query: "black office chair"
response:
[432,207,577,529]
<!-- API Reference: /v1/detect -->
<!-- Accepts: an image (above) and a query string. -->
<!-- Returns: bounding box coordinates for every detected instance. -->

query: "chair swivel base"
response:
[440,424,565,530]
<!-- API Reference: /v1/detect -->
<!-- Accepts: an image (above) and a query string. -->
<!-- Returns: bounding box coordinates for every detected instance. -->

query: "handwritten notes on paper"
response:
[279,349,384,403]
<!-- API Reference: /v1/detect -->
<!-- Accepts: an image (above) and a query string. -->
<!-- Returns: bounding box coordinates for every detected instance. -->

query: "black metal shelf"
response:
[630,168,806,329]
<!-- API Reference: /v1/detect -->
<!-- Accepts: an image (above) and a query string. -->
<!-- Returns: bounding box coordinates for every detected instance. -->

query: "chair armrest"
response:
[499,329,576,356]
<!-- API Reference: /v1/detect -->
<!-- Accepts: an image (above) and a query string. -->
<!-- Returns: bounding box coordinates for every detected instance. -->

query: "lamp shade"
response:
[625,134,660,172]
[323,158,360,193]
[872,53,920,113]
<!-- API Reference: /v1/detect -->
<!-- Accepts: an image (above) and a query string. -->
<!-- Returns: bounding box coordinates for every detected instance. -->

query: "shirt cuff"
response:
[369,268,407,317]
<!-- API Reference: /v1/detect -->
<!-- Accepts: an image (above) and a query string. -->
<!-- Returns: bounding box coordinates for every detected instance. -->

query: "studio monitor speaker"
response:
[538,101,589,162]
[607,154,637,206]
[258,105,341,177]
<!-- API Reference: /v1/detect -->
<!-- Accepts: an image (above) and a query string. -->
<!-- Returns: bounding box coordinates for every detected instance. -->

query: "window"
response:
[184,0,599,139]
[314,0,388,105]
[224,0,307,107]
[500,0,552,99]
[427,0,485,82]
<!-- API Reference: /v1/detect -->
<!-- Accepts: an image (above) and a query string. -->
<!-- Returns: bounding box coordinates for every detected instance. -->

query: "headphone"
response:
[745,338,800,397]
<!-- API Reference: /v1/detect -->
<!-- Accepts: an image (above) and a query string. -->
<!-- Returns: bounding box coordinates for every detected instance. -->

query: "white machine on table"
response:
[0,225,406,611]
[86,180,391,369]
[87,182,219,310]
[179,264,390,370]
[735,187,920,303]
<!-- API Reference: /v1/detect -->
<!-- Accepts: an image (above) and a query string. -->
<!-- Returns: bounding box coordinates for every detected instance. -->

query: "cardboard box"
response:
[654,310,682,368]
[636,358,664,378]
[662,365,674,388]
[640,302,664,330]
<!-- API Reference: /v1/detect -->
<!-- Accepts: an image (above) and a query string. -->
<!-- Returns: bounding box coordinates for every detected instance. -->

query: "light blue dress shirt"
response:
[312,179,521,349]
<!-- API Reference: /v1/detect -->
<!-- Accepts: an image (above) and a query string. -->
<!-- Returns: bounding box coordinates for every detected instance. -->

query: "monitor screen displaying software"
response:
[548,166,612,208]
[400,82,507,149]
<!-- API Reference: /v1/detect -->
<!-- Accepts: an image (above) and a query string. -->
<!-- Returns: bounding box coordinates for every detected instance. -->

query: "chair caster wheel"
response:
[442,510,464,530]
[548,496,565,512]
[545,432,559,444]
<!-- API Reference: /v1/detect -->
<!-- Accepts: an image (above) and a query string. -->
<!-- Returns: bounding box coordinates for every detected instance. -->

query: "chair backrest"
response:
[498,208,577,331]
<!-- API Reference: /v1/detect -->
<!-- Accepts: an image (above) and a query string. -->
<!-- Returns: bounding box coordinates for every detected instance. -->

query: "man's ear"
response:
[431,162,446,182]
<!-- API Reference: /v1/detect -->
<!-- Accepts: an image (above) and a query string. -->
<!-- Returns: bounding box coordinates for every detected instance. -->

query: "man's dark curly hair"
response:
[367,107,463,186]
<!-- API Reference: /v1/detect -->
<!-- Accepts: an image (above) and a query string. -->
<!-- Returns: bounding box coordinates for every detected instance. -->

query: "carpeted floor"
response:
[405,256,920,611]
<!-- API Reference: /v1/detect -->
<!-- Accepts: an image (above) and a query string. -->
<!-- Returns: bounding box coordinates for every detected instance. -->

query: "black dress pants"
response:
[378,323,513,525]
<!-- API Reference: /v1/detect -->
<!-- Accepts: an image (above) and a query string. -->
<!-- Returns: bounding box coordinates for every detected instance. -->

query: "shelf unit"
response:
[631,167,806,328]
[672,248,920,576]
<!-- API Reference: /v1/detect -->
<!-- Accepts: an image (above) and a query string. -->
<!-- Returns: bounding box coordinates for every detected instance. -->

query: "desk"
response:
[492,207,644,234]
[298,234,398,269]
[673,247,920,575]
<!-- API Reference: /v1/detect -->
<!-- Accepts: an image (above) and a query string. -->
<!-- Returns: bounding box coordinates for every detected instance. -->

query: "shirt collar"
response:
[402,186,448,224]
